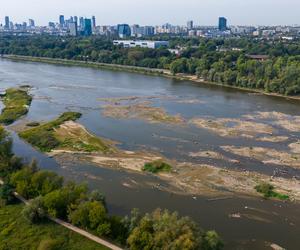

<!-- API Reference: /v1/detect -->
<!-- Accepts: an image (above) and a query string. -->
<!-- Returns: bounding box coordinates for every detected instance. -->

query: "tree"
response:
[22,196,47,223]
[0,183,15,205]
[127,209,204,250]
[202,231,224,250]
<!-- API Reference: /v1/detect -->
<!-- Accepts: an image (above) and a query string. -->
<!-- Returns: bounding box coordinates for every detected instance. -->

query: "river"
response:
[1,59,300,249]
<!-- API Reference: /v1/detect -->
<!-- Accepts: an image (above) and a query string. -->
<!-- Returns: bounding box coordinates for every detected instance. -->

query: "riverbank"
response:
[3,54,300,102]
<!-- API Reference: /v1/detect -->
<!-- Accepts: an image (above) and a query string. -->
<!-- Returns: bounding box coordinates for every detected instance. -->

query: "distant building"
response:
[79,17,84,28]
[92,16,96,28]
[59,15,65,27]
[48,22,55,28]
[82,18,92,36]
[187,20,193,30]
[218,17,227,31]
[113,40,169,49]
[28,19,35,27]
[117,24,131,38]
[4,16,9,29]
[74,16,78,25]
[69,22,78,36]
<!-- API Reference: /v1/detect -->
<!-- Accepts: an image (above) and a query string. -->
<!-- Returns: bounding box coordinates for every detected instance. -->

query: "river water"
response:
[1,59,300,249]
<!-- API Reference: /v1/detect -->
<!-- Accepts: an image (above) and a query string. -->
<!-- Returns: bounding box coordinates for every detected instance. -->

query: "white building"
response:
[113,40,169,49]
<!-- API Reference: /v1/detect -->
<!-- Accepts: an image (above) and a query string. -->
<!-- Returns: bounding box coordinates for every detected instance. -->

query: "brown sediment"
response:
[221,146,300,169]
[102,102,185,125]
[244,111,300,132]
[256,135,289,143]
[164,163,300,201]
[188,150,239,163]
[289,141,300,154]
[190,117,274,139]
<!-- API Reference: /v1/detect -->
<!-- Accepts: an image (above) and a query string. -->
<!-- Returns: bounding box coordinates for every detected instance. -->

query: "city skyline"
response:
[1,0,300,26]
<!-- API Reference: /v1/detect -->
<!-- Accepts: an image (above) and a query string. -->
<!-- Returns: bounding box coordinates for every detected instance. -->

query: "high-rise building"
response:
[218,17,227,31]
[69,22,78,36]
[74,16,78,25]
[29,19,35,27]
[59,15,65,27]
[92,16,96,28]
[4,16,10,29]
[82,18,92,36]
[117,24,131,38]
[187,20,193,30]
[79,17,84,29]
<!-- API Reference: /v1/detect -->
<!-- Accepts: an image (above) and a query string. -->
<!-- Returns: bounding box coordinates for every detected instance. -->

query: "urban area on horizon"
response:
[1,15,300,42]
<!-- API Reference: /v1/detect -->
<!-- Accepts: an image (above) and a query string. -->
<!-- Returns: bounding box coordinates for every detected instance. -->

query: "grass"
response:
[19,112,82,152]
[0,88,32,125]
[142,160,172,174]
[255,182,289,200]
[19,112,112,154]
[0,203,108,250]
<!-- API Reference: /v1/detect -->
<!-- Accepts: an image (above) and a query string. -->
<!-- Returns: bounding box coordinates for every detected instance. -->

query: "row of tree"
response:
[1,35,298,95]
[0,126,223,250]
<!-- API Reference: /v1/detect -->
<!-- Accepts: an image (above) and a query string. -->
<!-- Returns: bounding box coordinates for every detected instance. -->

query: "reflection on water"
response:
[2,59,300,249]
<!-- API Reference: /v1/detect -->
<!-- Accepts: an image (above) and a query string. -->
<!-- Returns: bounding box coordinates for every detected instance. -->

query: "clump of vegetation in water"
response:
[26,122,40,127]
[0,88,32,125]
[19,112,82,152]
[142,160,172,174]
[255,182,289,200]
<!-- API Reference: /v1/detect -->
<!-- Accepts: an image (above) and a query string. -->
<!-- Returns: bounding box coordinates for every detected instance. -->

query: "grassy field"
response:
[0,88,32,125]
[0,203,108,250]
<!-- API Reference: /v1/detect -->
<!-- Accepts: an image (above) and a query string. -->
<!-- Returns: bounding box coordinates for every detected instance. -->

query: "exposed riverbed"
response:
[1,59,300,249]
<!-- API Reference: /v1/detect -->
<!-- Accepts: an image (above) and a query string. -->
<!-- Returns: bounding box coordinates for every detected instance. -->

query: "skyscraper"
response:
[74,16,78,25]
[117,24,131,38]
[92,16,96,28]
[218,17,227,31]
[82,18,92,36]
[29,19,35,27]
[187,20,193,30]
[59,15,65,27]
[4,16,10,29]
[79,17,84,29]
[69,22,78,36]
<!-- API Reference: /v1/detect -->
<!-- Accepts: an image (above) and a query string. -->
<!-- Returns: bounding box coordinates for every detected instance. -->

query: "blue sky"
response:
[1,0,299,26]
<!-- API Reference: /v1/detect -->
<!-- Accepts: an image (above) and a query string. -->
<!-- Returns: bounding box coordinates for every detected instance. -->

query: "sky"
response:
[1,0,300,26]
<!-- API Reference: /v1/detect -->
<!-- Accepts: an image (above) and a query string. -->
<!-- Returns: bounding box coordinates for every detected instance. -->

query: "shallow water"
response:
[1,59,300,249]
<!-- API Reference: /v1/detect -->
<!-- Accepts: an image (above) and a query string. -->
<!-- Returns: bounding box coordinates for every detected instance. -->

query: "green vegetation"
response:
[142,160,172,174]
[1,35,300,95]
[0,204,108,250]
[0,124,223,249]
[19,112,82,152]
[255,182,289,200]
[19,112,111,153]
[0,88,32,125]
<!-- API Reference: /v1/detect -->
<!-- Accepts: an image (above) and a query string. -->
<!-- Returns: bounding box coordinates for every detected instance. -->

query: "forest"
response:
[1,35,300,95]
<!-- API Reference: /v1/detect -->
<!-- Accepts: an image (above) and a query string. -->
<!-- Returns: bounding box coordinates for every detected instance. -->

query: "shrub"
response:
[142,160,172,174]
[37,238,63,250]
[255,182,289,200]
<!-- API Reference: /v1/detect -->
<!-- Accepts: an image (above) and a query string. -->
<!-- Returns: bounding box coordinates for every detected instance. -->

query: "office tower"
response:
[92,16,96,28]
[4,16,9,29]
[218,17,227,31]
[117,24,131,38]
[59,15,65,26]
[29,19,35,27]
[82,18,92,36]
[187,20,193,30]
[69,22,78,36]
[79,17,84,29]
[74,16,78,25]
